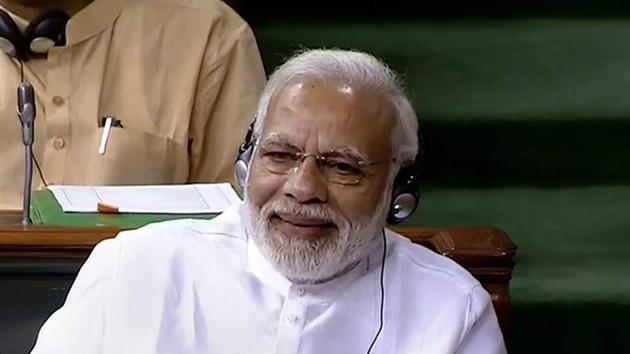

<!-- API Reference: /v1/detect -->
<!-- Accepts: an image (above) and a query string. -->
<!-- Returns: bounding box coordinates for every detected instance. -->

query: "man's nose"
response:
[282,157,328,203]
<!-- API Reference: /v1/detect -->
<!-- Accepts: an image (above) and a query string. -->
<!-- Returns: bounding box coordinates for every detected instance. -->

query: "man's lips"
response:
[272,213,336,229]
[269,213,338,239]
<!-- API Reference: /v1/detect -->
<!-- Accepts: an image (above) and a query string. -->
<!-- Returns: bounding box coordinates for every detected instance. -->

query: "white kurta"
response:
[31,203,506,354]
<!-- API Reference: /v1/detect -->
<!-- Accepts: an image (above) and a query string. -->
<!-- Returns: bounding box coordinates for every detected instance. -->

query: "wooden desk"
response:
[0,212,515,350]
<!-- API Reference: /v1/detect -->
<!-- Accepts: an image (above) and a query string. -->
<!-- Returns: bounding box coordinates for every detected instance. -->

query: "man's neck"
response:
[291,260,361,286]
[0,0,94,21]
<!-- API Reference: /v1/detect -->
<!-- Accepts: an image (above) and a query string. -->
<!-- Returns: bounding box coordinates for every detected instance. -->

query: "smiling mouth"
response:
[270,213,337,237]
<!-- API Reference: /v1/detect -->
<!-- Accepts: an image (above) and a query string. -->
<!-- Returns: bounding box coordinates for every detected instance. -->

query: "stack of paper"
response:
[48,184,241,214]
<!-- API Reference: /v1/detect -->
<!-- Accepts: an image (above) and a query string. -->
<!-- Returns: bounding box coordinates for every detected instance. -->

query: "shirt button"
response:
[52,137,65,150]
[287,314,298,325]
[52,96,64,106]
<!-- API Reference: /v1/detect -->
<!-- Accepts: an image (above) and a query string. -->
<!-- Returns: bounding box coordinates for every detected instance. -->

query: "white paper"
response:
[48,183,241,214]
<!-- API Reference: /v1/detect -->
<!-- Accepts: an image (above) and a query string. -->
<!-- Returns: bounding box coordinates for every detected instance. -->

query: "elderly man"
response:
[32,49,506,354]
[0,0,265,209]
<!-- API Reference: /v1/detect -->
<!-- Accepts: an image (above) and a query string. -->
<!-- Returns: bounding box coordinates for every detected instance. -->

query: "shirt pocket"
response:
[85,127,189,185]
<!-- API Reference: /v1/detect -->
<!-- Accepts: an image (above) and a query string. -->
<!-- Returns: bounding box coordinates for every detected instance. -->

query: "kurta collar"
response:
[65,0,124,46]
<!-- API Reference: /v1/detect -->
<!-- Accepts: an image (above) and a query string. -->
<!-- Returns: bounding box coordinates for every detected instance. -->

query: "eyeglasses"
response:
[256,141,393,185]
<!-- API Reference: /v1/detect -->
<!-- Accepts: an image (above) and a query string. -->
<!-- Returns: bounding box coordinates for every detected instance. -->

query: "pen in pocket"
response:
[98,116,123,155]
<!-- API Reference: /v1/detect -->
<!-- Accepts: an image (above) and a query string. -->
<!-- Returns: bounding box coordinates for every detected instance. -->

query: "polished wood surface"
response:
[0,211,516,334]
[0,212,119,259]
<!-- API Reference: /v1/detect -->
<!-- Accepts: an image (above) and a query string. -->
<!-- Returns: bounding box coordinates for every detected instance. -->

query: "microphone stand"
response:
[17,83,36,226]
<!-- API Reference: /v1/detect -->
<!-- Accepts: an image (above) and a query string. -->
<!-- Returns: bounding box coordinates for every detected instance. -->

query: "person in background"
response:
[31,49,506,354]
[0,0,266,209]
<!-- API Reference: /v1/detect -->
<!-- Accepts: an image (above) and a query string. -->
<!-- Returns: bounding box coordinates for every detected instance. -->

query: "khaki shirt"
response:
[0,0,266,210]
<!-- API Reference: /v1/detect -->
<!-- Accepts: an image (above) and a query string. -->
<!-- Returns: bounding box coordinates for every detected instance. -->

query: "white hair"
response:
[254,49,420,172]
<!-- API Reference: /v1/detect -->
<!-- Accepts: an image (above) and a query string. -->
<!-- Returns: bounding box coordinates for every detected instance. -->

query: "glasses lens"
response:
[259,146,299,174]
[320,156,364,185]
[257,144,367,185]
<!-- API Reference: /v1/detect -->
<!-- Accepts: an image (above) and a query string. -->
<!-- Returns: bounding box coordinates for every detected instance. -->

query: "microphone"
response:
[16,82,36,225]
[18,83,36,145]
[17,82,35,109]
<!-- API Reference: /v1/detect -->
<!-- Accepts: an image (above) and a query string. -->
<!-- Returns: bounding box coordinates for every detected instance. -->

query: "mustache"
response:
[261,199,341,225]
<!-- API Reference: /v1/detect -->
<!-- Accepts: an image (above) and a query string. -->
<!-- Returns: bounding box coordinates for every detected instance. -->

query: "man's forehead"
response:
[278,79,355,97]
[265,79,395,127]
[261,78,396,157]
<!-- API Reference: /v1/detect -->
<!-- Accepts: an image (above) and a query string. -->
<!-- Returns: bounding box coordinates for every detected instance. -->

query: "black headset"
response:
[235,118,423,224]
[0,9,69,60]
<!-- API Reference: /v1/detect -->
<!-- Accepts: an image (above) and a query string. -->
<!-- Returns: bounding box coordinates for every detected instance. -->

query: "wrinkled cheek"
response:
[344,182,392,224]
[340,196,381,227]
[245,166,285,209]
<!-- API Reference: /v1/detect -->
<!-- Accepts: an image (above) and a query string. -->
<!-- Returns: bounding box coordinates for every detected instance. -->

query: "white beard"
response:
[245,190,391,284]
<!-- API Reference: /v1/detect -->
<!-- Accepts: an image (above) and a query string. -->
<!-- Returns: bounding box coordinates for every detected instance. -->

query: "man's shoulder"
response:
[386,230,481,295]
[123,0,241,21]
[112,203,247,260]
[119,0,252,52]
[381,233,503,353]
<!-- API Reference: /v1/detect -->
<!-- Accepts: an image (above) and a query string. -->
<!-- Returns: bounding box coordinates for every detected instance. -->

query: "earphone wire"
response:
[19,59,24,82]
[366,229,387,354]
[32,151,48,187]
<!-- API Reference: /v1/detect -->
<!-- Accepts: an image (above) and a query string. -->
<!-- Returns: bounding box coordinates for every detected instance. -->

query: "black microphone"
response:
[17,82,35,112]
[17,83,36,145]
[16,82,36,225]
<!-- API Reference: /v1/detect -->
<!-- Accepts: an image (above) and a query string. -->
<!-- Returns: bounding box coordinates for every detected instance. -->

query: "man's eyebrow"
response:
[259,133,299,149]
[325,146,368,161]
[259,135,370,160]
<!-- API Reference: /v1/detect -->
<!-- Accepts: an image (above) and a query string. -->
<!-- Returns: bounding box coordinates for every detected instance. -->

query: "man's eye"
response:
[326,160,362,175]
[264,151,297,162]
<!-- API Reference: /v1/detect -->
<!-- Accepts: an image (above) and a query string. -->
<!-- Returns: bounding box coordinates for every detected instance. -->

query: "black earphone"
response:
[386,131,423,224]
[234,118,256,192]
[0,9,69,60]
[235,118,423,224]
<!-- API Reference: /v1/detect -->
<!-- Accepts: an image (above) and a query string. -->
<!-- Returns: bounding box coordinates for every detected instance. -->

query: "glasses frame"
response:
[255,142,394,186]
